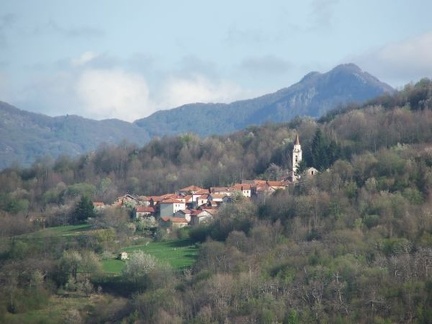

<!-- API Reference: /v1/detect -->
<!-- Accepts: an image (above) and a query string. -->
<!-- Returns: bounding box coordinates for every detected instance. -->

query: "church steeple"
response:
[292,134,302,179]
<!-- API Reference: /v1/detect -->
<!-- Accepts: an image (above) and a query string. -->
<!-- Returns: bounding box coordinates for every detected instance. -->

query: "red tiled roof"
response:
[183,195,193,202]
[194,189,209,195]
[177,209,191,215]
[170,217,189,224]
[160,199,184,204]
[149,196,165,202]
[135,206,154,213]
[266,180,286,187]
[232,183,252,190]
[179,185,204,192]
[161,193,177,199]
[210,193,227,199]
[200,208,218,215]
[211,186,231,193]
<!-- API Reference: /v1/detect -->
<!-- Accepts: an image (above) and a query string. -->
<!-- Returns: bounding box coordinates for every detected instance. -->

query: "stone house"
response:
[159,199,186,218]
[190,209,217,226]
[134,206,155,220]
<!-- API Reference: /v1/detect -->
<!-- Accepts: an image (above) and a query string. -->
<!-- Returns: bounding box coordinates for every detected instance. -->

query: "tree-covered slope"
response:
[0,101,150,169]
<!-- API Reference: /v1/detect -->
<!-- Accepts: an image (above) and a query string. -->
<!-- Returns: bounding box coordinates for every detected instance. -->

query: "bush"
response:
[176,227,190,240]
[189,225,210,243]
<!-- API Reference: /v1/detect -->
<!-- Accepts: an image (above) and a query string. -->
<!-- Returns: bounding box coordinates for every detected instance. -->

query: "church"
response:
[291,134,318,181]
[292,134,302,179]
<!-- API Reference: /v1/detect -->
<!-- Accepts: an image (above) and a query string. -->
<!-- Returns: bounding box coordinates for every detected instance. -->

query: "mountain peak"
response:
[300,71,321,83]
[327,63,394,93]
[331,63,363,73]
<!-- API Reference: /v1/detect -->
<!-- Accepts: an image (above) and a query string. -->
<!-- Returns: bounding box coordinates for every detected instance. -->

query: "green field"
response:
[102,258,125,274]
[0,224,96,253]
[16,224,93,239]
[10,224,199,274]
[39,224,92,235]
[103,239,198,274]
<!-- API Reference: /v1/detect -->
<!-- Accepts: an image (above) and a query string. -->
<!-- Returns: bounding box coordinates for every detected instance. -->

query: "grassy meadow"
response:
[103,238,199,274]
[9,224,199,274]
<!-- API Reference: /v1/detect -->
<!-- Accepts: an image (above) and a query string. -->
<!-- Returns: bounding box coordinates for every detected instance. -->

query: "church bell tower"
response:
[292,134,302,178]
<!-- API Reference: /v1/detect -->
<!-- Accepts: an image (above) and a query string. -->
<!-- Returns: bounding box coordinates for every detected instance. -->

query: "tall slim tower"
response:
[292,134,302,177]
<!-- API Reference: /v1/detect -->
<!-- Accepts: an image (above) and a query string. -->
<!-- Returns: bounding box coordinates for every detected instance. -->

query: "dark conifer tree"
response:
[72,196,95,224]
[311,129,328,170]
[309,129,341,171]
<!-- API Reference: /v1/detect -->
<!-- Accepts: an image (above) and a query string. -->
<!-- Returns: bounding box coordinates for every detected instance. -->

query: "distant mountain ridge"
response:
[134,63,394,136]
[0,102,150,168]
[0,63,394,169]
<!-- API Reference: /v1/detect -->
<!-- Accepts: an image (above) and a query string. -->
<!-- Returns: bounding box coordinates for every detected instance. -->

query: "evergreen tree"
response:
[310,129,341,171]
[328,140,341,165]
[72,196,95,224]
[311,129,327,170]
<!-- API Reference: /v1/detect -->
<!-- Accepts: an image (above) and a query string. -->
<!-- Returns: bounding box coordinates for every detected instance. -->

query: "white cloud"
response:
[160,74,250,109]
[76,69,155,121]
[355,31,432,86]
[71,51,99,67]
[8,56,255,122]
[12,71,79,117]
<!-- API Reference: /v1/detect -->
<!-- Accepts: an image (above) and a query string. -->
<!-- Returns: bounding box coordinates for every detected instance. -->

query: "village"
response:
[92,135,318,232]
[93,180,290,230]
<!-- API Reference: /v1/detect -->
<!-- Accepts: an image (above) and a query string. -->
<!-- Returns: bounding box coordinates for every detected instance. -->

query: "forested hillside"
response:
[0,101,151,169]
[0,78,432,323]
[0,63,392,169]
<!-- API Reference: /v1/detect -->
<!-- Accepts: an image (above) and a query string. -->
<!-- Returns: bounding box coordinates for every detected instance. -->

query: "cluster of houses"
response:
[93,135,318,231]
[93,180,291,231]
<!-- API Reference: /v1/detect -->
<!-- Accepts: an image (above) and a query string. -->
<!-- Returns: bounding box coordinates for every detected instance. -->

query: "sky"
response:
[1,0,432,122]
